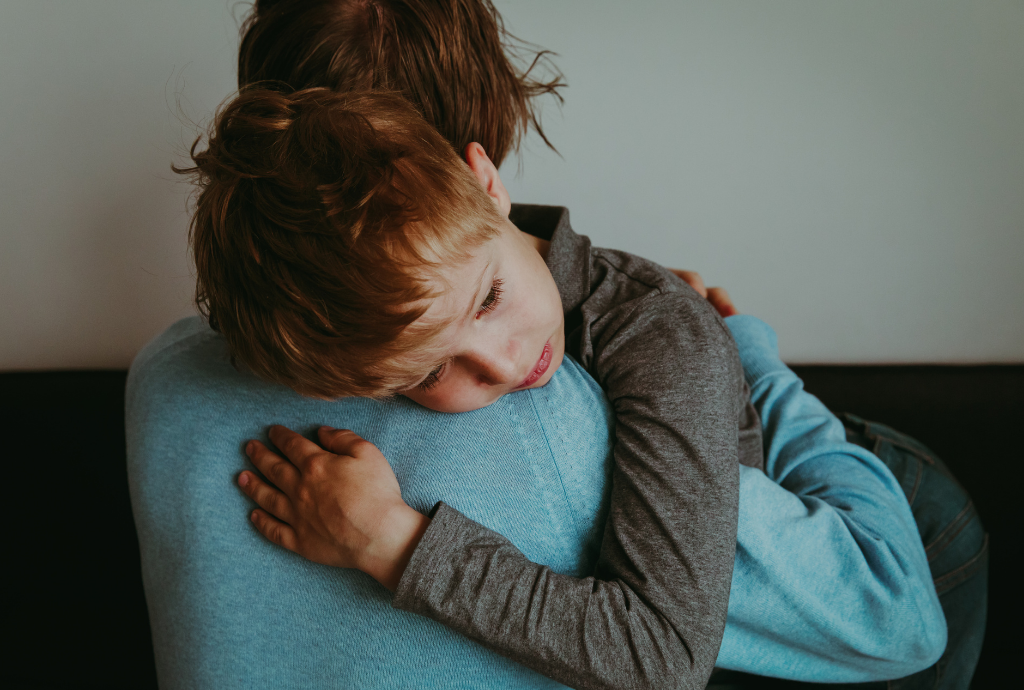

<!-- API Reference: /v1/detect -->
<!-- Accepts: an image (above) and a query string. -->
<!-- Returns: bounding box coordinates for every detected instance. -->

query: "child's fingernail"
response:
[245,441,253,456]
[320,425,333,433]
[251,510,259,522]
[238,472,249,488]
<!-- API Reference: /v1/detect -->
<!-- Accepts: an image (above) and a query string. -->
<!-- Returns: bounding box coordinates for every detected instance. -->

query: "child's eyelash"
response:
[478,278,504,316]
[419,361,446,390]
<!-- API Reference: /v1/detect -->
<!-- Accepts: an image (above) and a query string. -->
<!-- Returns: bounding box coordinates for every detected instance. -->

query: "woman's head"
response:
[237,0,563,167]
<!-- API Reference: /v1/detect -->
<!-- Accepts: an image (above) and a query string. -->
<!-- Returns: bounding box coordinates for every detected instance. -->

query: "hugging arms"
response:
[128,2,984,688]
[128,301,955,689]
[179,87,948,682]
[231,199,945,687]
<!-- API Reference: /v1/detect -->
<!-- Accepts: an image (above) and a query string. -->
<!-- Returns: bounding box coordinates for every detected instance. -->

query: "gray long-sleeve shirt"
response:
[393,205,762,690]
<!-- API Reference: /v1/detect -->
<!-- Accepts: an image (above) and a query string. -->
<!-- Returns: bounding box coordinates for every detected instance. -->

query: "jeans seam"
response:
[933,532,989,595]
[892,437,937,465]
[907,456,924,505]
[866,424,938,465]
[925,501,975,562]
[870,436,925,505]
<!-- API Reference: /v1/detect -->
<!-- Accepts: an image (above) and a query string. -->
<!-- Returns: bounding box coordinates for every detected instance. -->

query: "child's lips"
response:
[517,341,552,389]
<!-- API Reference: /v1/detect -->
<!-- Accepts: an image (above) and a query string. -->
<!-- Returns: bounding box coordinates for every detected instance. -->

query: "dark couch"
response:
[6,366,1019,689]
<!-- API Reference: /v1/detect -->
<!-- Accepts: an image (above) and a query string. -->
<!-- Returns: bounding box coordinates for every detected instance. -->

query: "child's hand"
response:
[670,269,738,317]
[238,425,430,591]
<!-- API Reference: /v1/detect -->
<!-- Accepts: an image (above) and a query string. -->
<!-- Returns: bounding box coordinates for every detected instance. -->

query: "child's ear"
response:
[464,143,512,217]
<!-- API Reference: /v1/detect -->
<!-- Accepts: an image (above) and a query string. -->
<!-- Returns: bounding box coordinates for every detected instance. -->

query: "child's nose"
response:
[475,356,518,386]
[466,346,520,386]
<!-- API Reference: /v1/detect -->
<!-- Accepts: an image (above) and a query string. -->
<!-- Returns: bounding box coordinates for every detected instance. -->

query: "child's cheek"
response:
[401,379,499,414]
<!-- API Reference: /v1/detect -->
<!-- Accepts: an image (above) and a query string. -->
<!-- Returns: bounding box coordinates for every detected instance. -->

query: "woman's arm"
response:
[718,314,946,682]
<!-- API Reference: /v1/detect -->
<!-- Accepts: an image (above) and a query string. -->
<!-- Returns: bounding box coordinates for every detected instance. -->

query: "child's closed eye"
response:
[419,361,446,391]
[419,278,504,391]
[477,278,504,316]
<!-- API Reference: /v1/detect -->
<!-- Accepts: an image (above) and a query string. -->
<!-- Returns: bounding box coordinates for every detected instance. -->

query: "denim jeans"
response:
[709,414,989,690]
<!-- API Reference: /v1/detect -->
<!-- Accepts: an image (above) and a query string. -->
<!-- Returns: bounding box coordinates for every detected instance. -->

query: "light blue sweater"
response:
[719,315,945,680]
[126,314,943,688]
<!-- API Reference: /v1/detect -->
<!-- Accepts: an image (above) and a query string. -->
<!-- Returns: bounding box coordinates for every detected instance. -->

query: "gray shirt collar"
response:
[509,203,591,315]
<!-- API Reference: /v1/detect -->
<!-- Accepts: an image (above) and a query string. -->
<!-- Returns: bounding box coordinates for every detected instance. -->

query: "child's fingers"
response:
[238,471,294,524]
[318,426,367,456]
[268,424,326,468]
[250,508,298,552]
[245,439,299,494]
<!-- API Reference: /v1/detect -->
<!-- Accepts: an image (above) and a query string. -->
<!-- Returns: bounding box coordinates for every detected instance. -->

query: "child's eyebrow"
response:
[464,261,493,318]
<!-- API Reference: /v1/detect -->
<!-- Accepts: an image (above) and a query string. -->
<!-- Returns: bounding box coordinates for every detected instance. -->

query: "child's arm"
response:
[241,289,740,690]
[393,289,740,689]
[718,315,946,681]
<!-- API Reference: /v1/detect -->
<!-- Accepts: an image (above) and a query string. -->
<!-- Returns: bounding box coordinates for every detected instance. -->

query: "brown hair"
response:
[237,0,564,167]
[176,87,503,398]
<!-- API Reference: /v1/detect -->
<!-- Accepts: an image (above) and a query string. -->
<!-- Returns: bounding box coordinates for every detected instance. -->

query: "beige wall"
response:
[2,0,1022,369]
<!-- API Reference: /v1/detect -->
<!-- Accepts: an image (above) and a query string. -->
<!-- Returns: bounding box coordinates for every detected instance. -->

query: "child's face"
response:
[399,218,565,413]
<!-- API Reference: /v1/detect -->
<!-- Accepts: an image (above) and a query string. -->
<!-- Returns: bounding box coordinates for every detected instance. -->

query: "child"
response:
[180,86,759,689]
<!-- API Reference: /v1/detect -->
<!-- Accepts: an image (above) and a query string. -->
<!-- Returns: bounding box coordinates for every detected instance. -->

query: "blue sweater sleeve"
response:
[715,315,946,682]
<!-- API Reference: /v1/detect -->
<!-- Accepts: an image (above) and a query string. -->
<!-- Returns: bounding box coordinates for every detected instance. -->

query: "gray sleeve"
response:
[393,291,741,690]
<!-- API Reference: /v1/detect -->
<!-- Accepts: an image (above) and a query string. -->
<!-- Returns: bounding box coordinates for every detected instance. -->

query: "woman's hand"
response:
[238,425,430,591]
[671,269,708,298]
[670,269,738,317]
[706,287,737,317]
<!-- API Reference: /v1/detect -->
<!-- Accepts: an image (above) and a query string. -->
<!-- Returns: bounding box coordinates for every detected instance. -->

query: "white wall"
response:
[2,0,1022,370]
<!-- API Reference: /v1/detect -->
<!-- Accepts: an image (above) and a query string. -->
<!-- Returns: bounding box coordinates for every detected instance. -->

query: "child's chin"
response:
[416,393,504,415]
[548,352,565,380]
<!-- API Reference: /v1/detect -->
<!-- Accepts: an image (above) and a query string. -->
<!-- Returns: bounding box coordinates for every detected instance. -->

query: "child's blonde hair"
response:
[177,87,503,398]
